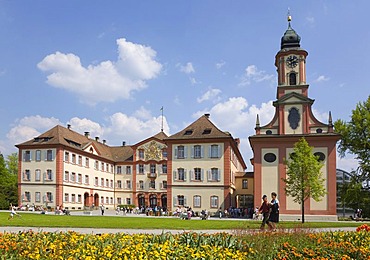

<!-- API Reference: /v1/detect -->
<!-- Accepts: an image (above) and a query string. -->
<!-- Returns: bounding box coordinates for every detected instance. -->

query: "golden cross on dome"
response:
[287,8,292,22]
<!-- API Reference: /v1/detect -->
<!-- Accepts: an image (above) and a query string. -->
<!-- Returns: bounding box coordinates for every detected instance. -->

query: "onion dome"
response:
[281,14,301,49]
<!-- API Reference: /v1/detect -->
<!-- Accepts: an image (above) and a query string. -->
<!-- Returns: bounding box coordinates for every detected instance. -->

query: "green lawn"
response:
[0,212,368,230]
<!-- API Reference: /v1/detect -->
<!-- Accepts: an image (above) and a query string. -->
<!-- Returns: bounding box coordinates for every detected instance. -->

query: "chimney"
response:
[84,132,90,138]
[95,137,99,142]
[234,138,240,147]
[122,141,126,146]
[67,124,71,130]
[204,113,210,118]
[103,140,106,145]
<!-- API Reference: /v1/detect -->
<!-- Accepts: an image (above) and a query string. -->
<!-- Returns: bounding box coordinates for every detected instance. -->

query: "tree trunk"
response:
[301,198,305,223]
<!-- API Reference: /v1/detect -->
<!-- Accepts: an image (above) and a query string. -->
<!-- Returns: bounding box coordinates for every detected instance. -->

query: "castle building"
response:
[16,114,246,213]
[249,17,340,221]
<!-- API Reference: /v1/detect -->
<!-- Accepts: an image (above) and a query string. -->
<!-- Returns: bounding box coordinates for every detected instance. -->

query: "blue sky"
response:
[0,1,368,172]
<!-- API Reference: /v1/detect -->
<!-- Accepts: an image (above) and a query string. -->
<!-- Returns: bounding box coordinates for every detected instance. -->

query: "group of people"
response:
[258,192,279,231]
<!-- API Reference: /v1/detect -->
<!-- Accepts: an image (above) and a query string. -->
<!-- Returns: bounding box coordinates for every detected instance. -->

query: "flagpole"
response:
[160,106,164,132]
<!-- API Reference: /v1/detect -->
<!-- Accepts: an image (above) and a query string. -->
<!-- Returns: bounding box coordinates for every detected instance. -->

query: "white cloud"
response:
[197,88,222,103]
[306,16,315,24]
[239,65,275,86]
[38,38,162,105]
[337,155,359,173]
[190,77,198,85]
[315,75,330,82]
[133,106,152,120]
[67,117,105,139]
[312,108,329,123]
[177,62,195,74]
[7,116,62,146]
[216,61,226,69]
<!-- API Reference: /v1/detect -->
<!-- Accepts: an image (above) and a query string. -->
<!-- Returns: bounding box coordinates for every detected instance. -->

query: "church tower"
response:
[249,15,340,220]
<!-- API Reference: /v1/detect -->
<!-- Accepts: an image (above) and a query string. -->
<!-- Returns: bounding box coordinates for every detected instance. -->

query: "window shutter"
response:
[158,165,162,174]
[217,169,221,181]
[136,164,139,173]
[190,170,194,181]
[174,147,178,158]
[184,196,187,206]
[184,147,188,158]
[145,164,149,173]
[30,151,32,161]
[173,196,177,207]
[51,171,54,181]
[208,146,212,158]
[184,169,187,181]
[191,146,194,158]
[51,193,54,202]
[201,146,204,158]
[201,169,204,181]
[173,170,177,181]
[218,145,221,158]
[207,170,211,181]
[43,172,46,181]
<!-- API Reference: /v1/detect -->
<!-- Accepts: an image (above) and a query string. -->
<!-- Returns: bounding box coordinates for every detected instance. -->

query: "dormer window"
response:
[184,130,193,135]
[202,129,211,135]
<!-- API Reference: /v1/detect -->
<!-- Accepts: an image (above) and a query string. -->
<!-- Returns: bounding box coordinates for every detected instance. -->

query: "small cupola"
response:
[280,14,301,49]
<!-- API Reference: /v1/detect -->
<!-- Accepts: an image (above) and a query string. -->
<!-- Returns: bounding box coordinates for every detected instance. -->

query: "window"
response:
[46,170,53,181]
[84,175,89,185]
[139,149,144,160]
[193,195,201,208]
[162,164,167,174]
[105,179,109,187]
[94,177,98,186]
[193,168,202,181]
[110,180,113,188]
[193,145,203,159]
[289,72,296,85]
[24,151,31,162]
[138,164,144,174]
[64,193,69,202]
[65,152,69,162]
[101,163,104,171]
[78,156,82,165]
[106,197,109,204]
[177,168,186,181]
[71,154,76,164]
[110,197,113,204]
[101,197,104,204]
[210,196,219,208]
[101,178,104,187]
[77,174,82,183]
[117,198,122,205]
[117,166,122,174]
[117,180,122,188]
[126,198,131,205]
[35,192,41,202]
[126,180,131,189]
[46,192,53,202]
[64,171,69,182]
[184,130,193,135]
[94,161,99,170]
[46,150,53,161]
[210,145,220,158]
[71,194,76,203]
[150,164,156,174]
[176,146,185,159]
[177,195,185,206]
[35,169,41,181]
[264,153,277,163]
[149,180,155,189]
[23,170,30,181]
[85,158,89,167]
[161,181,167,189]
[208,168,220,181]
[126,166,131,175]
[24,191,31,202]
[202,129,211,135]
[242,179,248,189]
[77,194,82,203]
[138,180,144,190]
[36,150,41,161]
[162,149,167,158]
[71,172,76,182]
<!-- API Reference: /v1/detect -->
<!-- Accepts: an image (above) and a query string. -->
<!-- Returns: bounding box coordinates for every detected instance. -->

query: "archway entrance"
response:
[94,193,99,207]
[161,195,167,210]
[84,192,90,207]
[149,194,157,208]
[138,194,145,208]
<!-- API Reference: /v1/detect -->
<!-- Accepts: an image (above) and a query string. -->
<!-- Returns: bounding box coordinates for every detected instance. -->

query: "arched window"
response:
[289,73,297,85]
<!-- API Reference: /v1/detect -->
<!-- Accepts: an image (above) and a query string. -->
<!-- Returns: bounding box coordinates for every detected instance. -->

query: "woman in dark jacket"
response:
[268,192,280,231]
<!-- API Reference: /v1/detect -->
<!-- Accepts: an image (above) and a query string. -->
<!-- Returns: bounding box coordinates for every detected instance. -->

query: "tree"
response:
[282,137,326,223]
[334,95,370,182]
[0,153,18,209]
[6,153,18,175]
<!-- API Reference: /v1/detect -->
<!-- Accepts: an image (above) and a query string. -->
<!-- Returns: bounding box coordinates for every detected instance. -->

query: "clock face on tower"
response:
[286,55,298,68]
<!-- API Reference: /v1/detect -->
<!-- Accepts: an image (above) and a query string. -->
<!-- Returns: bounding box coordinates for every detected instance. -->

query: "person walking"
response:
[8,205,20,220]
[268,192,280,231]
[258,195,272,230]
[100,204,105,216]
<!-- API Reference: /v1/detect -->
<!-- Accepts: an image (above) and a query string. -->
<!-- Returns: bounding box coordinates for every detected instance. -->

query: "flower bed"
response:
[0,225,369,259]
